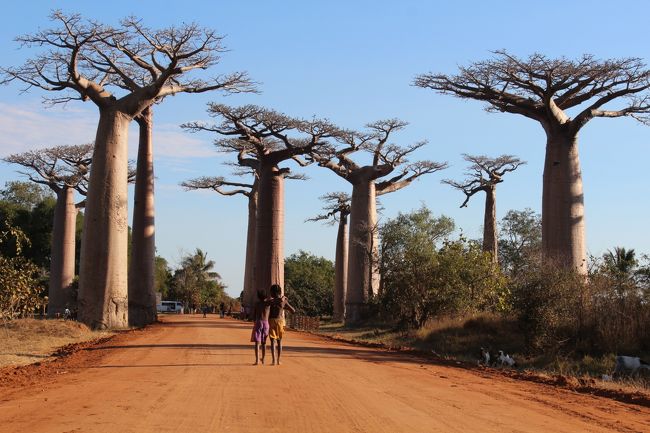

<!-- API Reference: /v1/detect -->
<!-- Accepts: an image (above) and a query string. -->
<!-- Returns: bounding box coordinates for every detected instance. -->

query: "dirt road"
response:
[0,315,648,433]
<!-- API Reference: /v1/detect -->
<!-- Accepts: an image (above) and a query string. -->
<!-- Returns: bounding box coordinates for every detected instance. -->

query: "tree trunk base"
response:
[344,303,367,325]
[79,295,129,330]
[129,304,157,328]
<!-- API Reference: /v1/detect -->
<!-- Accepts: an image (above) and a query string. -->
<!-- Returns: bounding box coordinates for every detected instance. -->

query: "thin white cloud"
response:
[0,101,215,160]
[0,101,97,156]
[151,124,215,159]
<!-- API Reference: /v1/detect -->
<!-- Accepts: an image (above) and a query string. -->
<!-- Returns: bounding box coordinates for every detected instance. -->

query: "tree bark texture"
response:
[242,179,258,309]
[254,163,284,296]
[482,186,498,264]
[129,107,157,327]
[47,186,77,317]
[78,109,131,329]
[333,213,349,321]
[542,133,587,274]
[346,180,377,323]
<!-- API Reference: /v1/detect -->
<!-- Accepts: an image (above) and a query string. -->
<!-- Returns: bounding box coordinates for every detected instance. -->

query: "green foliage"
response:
[509,251,650,354]
[510,262,583,350]
[379,207,505,329]
[498,208,541,276]
[168,248,226,309]
[0,220,46,320]
[154,256,173,298]
[284,250,334,317]
[0,181,51,210]
[0,182,59,270]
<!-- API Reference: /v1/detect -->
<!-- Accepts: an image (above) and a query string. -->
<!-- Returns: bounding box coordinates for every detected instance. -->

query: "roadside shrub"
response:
[0,220,46,321]
[510,262,583,351]
[379,206,506,329]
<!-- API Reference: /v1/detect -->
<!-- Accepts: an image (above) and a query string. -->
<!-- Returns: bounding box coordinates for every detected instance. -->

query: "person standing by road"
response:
[268,284,296,366]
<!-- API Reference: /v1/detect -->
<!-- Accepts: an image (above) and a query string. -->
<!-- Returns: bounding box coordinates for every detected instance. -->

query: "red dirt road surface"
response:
[1,315,648,433]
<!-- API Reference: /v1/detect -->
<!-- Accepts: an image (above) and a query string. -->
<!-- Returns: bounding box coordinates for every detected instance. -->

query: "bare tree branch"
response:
[306,192,351,225]
[442,154,525,207]
[3,143,95,194]
[414,50,650,131]
[180,175,253,197]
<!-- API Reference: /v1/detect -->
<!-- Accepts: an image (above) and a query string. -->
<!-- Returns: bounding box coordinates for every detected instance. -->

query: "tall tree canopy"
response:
[415,51,650,274]
[183,104,342,295]
[312,119,447,323]
[2,11,254,328]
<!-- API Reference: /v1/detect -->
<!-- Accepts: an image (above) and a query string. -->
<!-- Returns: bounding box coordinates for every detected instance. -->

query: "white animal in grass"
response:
[496,350,517,367]
[613,356,650,378]
[478,347,491,366]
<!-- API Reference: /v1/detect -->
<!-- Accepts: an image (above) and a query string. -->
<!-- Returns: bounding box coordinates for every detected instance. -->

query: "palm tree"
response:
[174,249,223,310]
[604,247,637,277]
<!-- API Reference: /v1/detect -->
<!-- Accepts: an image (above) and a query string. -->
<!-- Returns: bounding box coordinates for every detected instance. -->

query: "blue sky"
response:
[1,1,649,296]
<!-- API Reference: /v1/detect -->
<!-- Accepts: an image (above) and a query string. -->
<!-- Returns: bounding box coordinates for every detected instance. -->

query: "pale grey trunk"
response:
[48,186,77,317]
[542,133,587,274]
[129,107,157,327]
[482,185,498,264]
[254,163,284,296]
[242,179,258,309]
[346,180,376,324]
[333,213,348,321]
[78,109,131,329]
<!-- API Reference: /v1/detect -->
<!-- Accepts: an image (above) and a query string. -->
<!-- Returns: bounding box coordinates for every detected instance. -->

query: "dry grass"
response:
[318,313,650,393]
[0,318,112,367]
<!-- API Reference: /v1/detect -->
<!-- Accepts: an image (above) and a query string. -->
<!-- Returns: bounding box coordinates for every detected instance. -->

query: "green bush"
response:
[379,207,505,329]
[0,220,46,320]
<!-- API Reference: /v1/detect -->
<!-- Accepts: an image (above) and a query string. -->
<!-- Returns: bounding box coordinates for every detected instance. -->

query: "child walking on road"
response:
[268,284,296,366]
[251,290,270,365]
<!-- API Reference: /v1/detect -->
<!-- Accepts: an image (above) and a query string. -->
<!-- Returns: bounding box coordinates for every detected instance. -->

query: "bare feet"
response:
[271,360,276,366]
[261,358,265,365]
[253,361,259,366]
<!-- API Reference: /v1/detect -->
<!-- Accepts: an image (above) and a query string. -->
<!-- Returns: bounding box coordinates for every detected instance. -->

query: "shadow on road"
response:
[85,343,427,365]
[159,319,251,330]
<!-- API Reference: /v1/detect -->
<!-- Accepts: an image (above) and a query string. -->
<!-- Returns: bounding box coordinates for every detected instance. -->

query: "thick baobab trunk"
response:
[254,163,284,296]
[242,180,258,310]
[129,107,157,327]
[482,185,498,264]
[79,109,131,329]
[346,180,377,324]
[48,186,77,317]
[333,213,348,321]
[542,133,587,274]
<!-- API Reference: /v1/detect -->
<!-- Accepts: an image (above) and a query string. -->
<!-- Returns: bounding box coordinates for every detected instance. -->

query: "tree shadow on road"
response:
[84,343,429,365]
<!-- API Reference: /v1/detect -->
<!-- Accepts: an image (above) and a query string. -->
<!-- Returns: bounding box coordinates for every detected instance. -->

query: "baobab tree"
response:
[128,106,158,327]
[307,192,351,321]
[182,105,343,295]
[2,12,253,328]
[4,144,93,317]
[181,174,258,312]
[443,154,525,263]
[313,120,448,323]
[415,51,650,274]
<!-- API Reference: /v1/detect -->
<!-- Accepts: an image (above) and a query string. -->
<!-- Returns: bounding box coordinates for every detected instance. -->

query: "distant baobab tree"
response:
[182,105,343,295]
[415,51,650,274]
[181,175,258,311]
[443,154,525,263]
[4,144,92,317]
[307,192,351,321]
[313,120,447,323]
[1,11,254,328]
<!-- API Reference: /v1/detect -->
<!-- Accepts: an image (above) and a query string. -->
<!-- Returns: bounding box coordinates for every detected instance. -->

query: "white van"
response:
[157,301,184,314]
